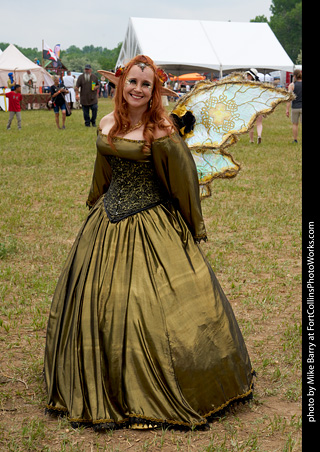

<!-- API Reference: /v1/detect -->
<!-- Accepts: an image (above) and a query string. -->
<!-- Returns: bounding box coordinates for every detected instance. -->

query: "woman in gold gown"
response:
[44,55,254,430]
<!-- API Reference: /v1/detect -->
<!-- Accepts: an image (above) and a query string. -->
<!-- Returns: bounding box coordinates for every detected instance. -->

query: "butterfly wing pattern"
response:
[171,73,295,198]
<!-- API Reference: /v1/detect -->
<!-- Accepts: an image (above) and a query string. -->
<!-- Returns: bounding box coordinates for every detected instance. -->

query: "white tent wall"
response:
[117,20,143,69]
[201,21,294,73]
[0,44,53,90]
[117,18,222,75]
[116,18,294,77]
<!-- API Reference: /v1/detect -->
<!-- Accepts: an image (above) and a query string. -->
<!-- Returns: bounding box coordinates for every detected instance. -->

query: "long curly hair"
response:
[108,55,174,154]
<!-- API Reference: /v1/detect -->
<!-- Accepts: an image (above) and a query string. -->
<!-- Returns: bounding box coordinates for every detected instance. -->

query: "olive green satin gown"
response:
[44,131,254,429]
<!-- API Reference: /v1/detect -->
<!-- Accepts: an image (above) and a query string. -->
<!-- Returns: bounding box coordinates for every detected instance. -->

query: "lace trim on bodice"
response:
[104,155,168,223]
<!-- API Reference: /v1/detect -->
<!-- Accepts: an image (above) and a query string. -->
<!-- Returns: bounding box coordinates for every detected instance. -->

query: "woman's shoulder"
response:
[99,112,115,134]
[153,118,175,140]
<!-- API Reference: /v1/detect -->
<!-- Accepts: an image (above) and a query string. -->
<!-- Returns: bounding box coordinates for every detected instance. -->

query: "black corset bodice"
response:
[104,155,168,222]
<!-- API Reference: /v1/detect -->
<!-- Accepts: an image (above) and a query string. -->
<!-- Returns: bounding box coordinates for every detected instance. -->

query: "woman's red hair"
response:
[108,55,174,153]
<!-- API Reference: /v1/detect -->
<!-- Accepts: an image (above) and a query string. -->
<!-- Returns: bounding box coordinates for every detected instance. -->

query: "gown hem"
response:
[45,377,254,429]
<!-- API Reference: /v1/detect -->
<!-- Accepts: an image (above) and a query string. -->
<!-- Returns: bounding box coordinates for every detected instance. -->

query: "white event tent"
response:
[0,44,53,90]
[116,18,294,77]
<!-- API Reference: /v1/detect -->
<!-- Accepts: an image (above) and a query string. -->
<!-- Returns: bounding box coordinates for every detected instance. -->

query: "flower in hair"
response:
[156,68,168,84]
[115,66,125,77]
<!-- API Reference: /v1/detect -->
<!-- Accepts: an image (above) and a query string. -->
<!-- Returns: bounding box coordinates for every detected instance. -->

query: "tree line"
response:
[0,1,302,74]
[0,42,122,74]
[251,0,302,64]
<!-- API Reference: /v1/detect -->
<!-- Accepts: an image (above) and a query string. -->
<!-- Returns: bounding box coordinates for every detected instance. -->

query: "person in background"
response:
[22,70,37,94]
[7,73,16,90]
[286,69,302,144]
[0,84,22,130]
[76,64,99,127]
[22,70,37,109]
[246,68,263,144]
[107,71,115,98]
[63,71,76,110]
[103,80,109,98]
[98,81,104,98]
[50,76,69,130]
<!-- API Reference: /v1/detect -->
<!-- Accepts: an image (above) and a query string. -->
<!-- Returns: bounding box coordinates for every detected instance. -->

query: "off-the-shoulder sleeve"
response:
[86,148,112,208]
[152,133,207,242]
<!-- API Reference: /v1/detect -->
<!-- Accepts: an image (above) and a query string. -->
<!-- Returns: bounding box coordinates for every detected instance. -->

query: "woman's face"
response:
[123,64,154,110]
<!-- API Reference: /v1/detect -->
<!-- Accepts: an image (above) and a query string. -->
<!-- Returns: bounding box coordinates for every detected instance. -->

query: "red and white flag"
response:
[43,41,57,61]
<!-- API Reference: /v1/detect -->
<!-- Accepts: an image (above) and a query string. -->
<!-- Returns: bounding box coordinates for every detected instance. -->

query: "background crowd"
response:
[1,64,302,144]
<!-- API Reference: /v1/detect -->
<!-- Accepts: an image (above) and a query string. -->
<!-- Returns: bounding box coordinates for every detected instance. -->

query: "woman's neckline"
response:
[98,128,176,143]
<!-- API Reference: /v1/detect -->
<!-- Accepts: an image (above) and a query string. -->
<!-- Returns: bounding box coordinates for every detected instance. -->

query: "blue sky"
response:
[1,0,272,51]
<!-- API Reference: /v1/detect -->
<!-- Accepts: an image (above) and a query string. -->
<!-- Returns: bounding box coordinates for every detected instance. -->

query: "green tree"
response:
[250,0,302,64]
[270,0,299,15]
[0,41,122,78]
[60,43,122,74]
[0,42,41,62]
[250,15,268,23]
[64,45,82,55]
[269,1,302,63]
[61,55,90,72]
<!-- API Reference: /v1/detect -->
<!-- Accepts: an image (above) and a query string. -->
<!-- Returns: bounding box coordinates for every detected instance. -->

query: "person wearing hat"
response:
[245,68,263,144]
[76,64,99,127]
[7,72,16,90]
[44,54,254,432]
[245,68,260,82]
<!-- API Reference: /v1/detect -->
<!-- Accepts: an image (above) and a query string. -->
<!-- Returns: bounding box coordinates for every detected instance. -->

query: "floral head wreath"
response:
[156,68,168,84]
[115,66,124,78]
[100,60,177,97]
[115,64,168,85]
[98,67,179,97]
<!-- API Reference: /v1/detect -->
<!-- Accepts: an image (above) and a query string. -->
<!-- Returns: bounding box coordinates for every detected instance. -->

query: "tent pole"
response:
[42,40,44,68]
[220,65,223,79]
[2,88,8,112]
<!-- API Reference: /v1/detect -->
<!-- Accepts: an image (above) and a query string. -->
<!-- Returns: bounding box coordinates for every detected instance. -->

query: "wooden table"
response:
[21,94,51,110]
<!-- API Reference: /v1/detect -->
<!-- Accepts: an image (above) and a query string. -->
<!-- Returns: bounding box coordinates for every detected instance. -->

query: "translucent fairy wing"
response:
[171,73,294,198]
[173,75,294,152]
[193,150,240,182]
[192,149,241,199]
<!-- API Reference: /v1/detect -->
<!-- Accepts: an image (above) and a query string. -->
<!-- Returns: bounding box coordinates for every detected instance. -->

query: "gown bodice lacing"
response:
[103,155,168,223]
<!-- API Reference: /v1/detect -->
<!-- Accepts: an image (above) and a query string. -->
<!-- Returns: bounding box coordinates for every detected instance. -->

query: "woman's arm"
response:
[152,133,207,242]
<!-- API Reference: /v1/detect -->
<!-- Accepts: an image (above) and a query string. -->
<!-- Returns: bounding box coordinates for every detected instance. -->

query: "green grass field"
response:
[0,98,302,451]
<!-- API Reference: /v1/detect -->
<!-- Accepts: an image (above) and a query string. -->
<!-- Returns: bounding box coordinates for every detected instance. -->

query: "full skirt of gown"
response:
[44,196,254,429]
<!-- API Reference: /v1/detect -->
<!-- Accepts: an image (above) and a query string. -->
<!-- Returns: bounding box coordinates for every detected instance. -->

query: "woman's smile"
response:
[123,65,154,109]
[130,93,143,99]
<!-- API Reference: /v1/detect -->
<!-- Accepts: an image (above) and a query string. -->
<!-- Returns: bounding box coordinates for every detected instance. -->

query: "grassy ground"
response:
[0,98,302,451]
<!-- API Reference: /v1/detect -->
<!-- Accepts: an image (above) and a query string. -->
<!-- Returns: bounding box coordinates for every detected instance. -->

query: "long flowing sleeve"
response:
[152,133,207,242]
[86,148,112,208]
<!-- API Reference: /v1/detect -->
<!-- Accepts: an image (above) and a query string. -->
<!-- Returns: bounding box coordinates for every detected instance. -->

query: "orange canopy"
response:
[170,73,206,82]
